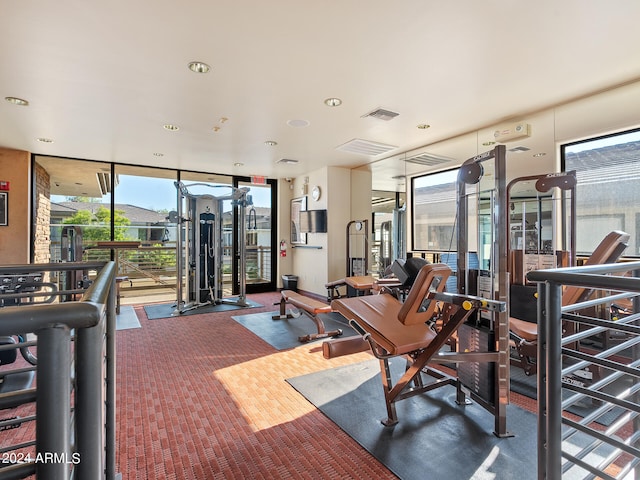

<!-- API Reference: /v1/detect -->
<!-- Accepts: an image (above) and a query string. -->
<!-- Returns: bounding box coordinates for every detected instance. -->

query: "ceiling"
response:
[2,1,640,193]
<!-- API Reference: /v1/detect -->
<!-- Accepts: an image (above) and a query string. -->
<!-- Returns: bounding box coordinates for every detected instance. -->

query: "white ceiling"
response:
[2,1,640,192]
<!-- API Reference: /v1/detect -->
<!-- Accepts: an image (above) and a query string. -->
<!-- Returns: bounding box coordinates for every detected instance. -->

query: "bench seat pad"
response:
[282,290,331,314]
[510,317,538,342]
[344,275,376,290]
[332,294,436,356]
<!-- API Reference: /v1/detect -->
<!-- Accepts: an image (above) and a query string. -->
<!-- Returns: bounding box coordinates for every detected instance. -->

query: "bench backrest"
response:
[398,263,451,326]
[562,230,630,307]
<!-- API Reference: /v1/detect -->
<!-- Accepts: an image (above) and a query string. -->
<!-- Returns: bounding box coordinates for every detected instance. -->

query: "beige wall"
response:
[0,148,30,264]
[276,165,372,296]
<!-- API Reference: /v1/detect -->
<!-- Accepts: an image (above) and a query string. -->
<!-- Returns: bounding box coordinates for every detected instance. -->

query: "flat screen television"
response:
[300,209,327,233]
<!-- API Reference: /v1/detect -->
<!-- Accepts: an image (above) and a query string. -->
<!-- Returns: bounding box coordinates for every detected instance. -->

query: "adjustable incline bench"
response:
[273,290,344,343]
[509,230,630,376]
[331,263,506,426]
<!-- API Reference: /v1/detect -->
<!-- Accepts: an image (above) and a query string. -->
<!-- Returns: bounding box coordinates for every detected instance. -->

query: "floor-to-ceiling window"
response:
[112,165,179,304]
[32,156,278,304]
[562,128,640,257]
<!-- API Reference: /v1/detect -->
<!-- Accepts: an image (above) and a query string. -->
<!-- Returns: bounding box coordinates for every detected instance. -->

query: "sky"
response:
[53,176,272,212]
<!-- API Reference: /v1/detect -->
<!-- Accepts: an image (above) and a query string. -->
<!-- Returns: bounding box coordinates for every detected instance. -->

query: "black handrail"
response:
[0,261,117,480]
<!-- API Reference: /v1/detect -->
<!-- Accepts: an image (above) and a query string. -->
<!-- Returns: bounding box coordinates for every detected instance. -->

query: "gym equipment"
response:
[332,263,506,427]
[174,181,251,315]
[455,144,511,436]
[509,230,630,375]
[60,225,89,300]
[273,290,343,343]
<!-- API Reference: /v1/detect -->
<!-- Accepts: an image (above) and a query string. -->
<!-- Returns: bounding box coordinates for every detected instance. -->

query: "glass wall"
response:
[237,178,275,292]
[110,165,178,303]
[411,168,458,252]
[562,128,640,256]
[32,156,278,304]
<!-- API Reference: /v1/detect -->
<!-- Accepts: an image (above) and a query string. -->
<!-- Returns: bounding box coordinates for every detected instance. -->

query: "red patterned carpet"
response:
[115,291,539,479]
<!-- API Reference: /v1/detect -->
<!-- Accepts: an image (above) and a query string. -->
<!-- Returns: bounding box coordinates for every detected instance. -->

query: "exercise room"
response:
[1,2,640,479]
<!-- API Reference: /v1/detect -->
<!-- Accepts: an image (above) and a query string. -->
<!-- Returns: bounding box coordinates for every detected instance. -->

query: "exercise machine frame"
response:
[456,144,511,437]
[174,181,251,315]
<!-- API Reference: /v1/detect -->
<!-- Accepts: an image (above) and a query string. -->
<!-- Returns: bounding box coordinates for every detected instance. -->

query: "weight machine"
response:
[173,181,251,315]
[456,144,511,437]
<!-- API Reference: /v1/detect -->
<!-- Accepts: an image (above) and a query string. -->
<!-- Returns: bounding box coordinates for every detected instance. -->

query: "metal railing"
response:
[529,261,640,479]
[0,262,117,479]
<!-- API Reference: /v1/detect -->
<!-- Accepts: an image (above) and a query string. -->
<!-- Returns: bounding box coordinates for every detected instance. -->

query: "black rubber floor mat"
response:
[287,358,538,480]
[232,310,357,350]
[144,299,262,319]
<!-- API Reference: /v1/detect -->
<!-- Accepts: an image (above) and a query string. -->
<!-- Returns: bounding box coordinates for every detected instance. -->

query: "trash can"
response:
[282,275,298,291]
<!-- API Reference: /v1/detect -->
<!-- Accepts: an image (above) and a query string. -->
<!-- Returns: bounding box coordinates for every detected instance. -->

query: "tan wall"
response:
[0,148,30,264]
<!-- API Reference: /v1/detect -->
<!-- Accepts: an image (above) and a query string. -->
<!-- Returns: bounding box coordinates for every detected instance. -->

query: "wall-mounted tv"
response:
[300,209,327,233]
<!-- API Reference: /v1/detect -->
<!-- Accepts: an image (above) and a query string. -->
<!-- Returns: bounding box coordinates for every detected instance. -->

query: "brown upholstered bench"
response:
[273,290,343,343]
[331,263,506,426]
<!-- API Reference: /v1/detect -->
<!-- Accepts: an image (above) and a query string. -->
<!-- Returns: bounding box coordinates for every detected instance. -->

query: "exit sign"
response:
[251,176,266,185]
[0,181,9,190]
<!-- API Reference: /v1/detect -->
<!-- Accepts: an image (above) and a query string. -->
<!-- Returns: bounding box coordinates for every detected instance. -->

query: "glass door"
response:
[235,178,276,293]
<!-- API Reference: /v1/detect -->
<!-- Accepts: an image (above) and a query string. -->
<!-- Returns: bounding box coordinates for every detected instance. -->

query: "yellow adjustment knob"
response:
[462,300,473,311]
[534,292,539,298]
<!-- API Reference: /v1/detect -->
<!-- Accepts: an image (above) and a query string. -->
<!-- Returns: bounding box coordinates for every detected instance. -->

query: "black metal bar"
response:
[545,281,563,480]
[106,273,117,480]
[75,309,106,478]
[36,325,72,480]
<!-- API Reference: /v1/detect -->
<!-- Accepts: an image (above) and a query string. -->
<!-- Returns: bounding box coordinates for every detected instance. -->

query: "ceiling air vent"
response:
[337,138,398,156]
[403,153,452,167]
[361,107,400,121]
[508,146,531,153]
[276,158,299,164]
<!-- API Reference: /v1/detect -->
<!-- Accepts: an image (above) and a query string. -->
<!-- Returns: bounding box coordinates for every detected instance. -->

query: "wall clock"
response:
[311,185,321,201]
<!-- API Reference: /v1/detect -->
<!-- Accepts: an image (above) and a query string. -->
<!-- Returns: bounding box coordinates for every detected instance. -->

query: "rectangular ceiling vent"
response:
[96,172,111,195]
[276,158,299,164]
[337,138,398,156]
[403,153,452,167]
[361,107,400,121]
[508,146,531,153]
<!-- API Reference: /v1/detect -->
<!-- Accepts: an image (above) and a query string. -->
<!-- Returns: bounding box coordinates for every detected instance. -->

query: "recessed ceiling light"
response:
[287,119,310,128]
[533,152,547,157]
[153,152,164,157]
[5,96,29,106]
[234,162,244,167]
[264,140,278,146]
[37,137,54,143]
[188,61,211,73]
[163,124,179,131]
[324,97,342,107]
[416,124,430,130]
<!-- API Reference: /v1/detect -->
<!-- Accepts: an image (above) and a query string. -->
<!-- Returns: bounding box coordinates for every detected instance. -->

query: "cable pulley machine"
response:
[173,181,252,315]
